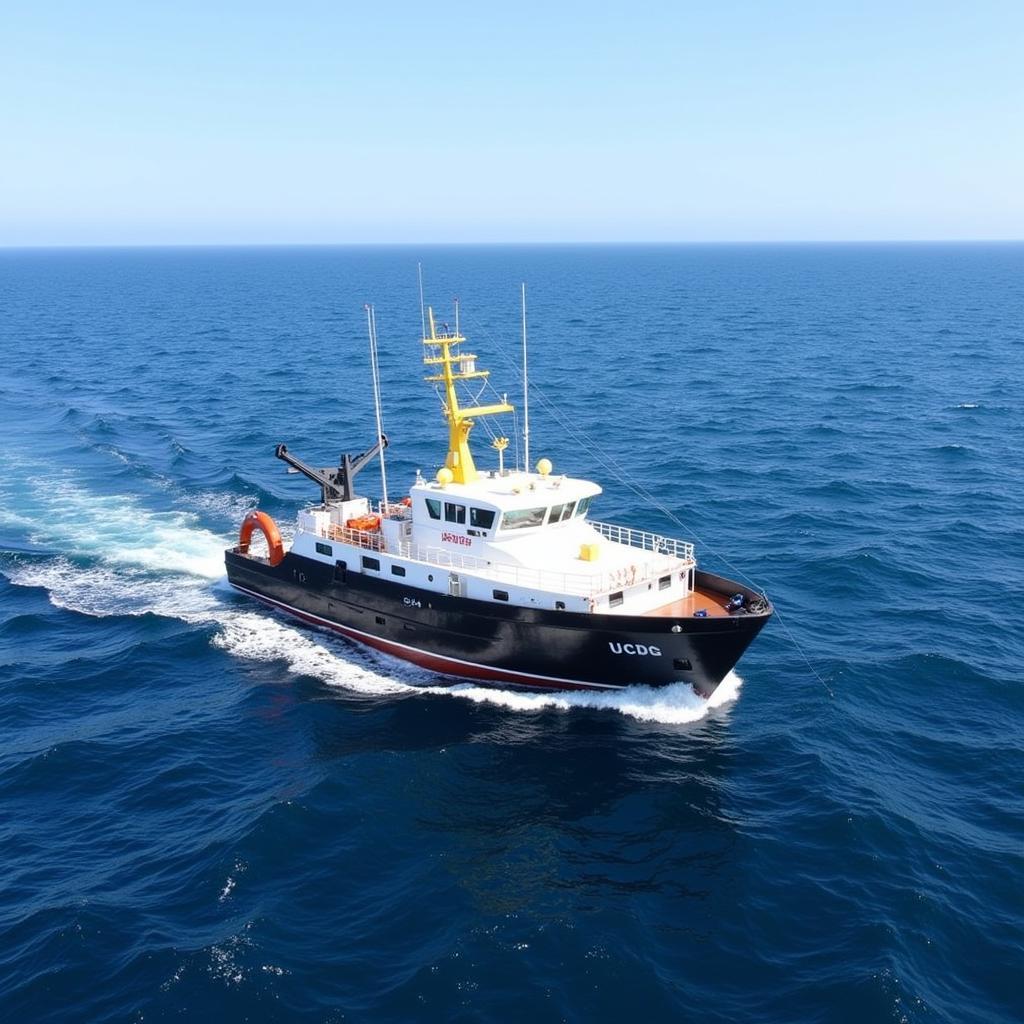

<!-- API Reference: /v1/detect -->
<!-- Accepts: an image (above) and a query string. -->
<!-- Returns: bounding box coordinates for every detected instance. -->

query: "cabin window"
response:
[470,507,495,529]
[492,589,509,602]
[425,499,441,520]
[659,575,671,590]
[375,615,386,625]
[444,502,466,524]
[555,600,566,610]
[609,591,624,608]
[362,556,380,571]
[315,542,333,556]
[334,560,347,583]
[502,507,547,530]
[576,496,593,517]
[391,565,406,577]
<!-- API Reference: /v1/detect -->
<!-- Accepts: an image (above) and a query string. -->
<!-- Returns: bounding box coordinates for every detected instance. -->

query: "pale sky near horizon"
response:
[1,1,1021,245]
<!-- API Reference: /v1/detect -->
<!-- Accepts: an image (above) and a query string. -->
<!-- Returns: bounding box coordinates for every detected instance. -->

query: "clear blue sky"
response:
[1,1,1021,244]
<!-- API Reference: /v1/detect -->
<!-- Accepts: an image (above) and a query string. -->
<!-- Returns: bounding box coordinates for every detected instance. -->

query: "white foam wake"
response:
[442,673,742,724]
[0,474,226,579]
[4,558,223,620]
[211,610,415,696]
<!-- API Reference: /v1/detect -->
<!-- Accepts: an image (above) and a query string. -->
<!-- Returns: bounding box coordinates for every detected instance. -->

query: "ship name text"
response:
[608,642,662,657]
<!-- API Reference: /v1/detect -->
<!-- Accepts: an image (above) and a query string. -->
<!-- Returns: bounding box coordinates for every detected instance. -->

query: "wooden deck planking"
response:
[644,587,731,619]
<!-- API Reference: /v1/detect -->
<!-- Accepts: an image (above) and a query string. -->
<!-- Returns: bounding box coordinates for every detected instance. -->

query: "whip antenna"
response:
[521,282,530,472]
[365,304,389,509]
[417,262,426,341]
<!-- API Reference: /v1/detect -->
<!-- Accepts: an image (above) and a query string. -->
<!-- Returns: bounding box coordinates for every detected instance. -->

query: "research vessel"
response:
[225,305,771,696]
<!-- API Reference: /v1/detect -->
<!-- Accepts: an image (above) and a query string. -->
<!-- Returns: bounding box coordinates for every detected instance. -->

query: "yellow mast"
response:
[423,307,513,484]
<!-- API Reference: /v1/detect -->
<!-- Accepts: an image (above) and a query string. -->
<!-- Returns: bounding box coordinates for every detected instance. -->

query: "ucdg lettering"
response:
[608,642,662,657]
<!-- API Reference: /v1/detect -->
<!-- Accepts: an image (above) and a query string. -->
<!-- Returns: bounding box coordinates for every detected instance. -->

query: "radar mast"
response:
[422,307,513,484]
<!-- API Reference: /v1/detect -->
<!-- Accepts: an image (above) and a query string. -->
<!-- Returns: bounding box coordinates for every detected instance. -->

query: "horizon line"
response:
[1,238,1023,251]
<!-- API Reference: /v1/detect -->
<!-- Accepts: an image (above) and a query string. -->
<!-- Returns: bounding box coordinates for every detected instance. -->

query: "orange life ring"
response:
[239,510,285,566]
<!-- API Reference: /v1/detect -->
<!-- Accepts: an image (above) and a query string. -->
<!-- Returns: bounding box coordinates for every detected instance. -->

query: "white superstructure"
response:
[285,466,695,614]
[269,304,698,616]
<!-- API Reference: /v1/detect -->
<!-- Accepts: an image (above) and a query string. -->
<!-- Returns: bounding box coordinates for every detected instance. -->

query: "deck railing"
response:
[326,524,384,551]
[590,520,694,563]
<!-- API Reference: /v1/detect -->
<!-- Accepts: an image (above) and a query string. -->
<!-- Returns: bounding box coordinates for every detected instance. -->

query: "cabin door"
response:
[448,573,462,597]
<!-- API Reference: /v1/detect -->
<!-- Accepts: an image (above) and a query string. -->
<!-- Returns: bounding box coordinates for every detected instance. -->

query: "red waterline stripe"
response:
[229,583,624,692]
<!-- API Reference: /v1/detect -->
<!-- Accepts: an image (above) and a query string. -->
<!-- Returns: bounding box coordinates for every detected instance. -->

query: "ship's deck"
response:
[645,587,731,618]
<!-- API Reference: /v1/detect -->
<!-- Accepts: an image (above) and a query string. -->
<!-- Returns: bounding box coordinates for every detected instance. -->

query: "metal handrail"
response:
[590,520,694,562]
[326,524,384,551]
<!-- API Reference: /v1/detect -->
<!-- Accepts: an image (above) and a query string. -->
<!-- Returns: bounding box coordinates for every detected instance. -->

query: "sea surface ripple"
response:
[1,244,1022,1023]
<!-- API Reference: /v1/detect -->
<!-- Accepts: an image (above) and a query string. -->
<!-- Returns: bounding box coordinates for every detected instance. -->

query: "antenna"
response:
[454,296,460,337]
[365,304,389,510]
[521,282,530,473]
[491,436,509,475]
[417,262,426,341]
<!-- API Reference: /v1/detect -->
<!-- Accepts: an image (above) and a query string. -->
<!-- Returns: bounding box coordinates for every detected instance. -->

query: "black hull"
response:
[224,549,771,697]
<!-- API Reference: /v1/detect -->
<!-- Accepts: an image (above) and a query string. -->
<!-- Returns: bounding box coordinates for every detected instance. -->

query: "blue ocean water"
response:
[0,243,1022,1023]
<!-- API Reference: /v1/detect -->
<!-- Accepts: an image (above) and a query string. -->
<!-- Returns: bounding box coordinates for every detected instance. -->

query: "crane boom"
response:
[274,436,388,504]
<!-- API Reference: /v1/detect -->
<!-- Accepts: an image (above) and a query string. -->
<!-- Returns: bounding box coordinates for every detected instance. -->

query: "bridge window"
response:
[425,499,441,520]
[444,502,466,524]
[502,507,547,530]
[315,542,333,556]
[549,501,576,522]
[362,556,380,572]
[470,507,495,529]
[576,496,593,518]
